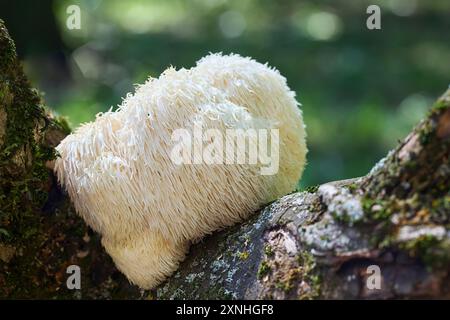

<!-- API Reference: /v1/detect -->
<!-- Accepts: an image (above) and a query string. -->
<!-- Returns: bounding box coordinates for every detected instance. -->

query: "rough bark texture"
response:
[157,91,450,299]
[0,20,143,299]
[1,20,449,299]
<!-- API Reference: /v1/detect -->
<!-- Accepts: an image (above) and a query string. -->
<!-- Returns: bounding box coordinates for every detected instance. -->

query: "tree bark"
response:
[0,19,143,299]
[157,89,450,299]
[1,20,449,299]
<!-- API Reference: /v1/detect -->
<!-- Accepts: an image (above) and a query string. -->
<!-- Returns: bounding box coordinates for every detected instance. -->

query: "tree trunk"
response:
[0,19,143,299]
[1,20,449,299]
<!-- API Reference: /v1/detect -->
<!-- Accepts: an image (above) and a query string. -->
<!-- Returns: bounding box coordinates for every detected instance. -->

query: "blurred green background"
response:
[1,0,449,188]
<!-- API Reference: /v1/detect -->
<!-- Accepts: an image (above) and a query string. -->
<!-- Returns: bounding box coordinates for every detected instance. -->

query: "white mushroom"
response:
[54,53,307,289]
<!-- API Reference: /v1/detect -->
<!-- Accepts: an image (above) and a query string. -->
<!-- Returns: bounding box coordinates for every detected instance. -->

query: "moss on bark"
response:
[0,19,448,299]
[0,19,143,299]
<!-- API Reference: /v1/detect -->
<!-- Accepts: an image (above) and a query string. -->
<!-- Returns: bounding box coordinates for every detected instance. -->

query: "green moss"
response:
[275,279,293,292]
[346,183,358,193]
[264,245,274,257]
[429,93,449,113]
[0,86,57,239]
[308,274,321,296]
[297,251,315,272]
[362,198,386,220]
[401,235,450,270]
[362,192,450,270]
[0,19,61,298]
[274,267,302,293]
[257,260,271,279]
[53,115,72,135]
[361,198,395,248]
[330,210,352,225]
[305,185,319,193]
[297,251,321,299]
[0,19,59,239]
[237,251,249,260]
[374,233,394,249]
[0,20,146,299]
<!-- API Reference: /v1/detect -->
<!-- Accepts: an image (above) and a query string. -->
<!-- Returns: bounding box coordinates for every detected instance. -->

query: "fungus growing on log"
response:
[54,53,307,289]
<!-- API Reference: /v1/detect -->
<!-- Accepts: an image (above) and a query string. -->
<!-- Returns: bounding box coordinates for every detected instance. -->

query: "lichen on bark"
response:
[157,90,450,299]
[0,18,449,299]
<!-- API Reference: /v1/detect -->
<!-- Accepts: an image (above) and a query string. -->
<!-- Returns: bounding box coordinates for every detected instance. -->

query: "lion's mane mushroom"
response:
[54,53,307,289]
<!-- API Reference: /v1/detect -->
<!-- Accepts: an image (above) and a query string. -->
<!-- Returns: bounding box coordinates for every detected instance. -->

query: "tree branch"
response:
[156,90,450,299]
[1,20,448,299]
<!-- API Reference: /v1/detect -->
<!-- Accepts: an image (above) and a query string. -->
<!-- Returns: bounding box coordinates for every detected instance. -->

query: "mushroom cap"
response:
[54,53,307,289]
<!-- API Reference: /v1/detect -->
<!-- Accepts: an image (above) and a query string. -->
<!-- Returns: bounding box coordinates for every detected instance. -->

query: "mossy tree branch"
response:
[156,89,450,299]
[1,20,449,299]
[0,19,142,299]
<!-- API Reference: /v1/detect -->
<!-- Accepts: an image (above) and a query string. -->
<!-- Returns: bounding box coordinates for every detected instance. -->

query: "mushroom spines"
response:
[54,53,307,289]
